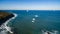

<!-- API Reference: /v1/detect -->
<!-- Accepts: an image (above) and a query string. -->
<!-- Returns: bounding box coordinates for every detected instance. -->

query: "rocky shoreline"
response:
[0,12,17,34]
[0,12,14,26]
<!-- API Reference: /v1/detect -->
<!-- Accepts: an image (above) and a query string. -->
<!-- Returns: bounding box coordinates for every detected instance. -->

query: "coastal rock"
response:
[0,12,14,26]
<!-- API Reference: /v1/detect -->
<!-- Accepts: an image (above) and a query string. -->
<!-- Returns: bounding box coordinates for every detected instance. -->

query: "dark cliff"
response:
[0,12,14,26]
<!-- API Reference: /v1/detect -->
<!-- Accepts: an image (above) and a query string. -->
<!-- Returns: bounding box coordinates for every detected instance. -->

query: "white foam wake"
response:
[0,13,17,34]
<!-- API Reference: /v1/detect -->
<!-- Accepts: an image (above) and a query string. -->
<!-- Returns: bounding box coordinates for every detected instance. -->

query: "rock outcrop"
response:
[0,12,14,26]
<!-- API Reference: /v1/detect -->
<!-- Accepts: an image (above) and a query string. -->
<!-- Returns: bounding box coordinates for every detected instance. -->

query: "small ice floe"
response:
[32,15,38,23]
[34,15,38,17]
[32,21,35,23]
[32,18,35,23]
[32,18,35,21]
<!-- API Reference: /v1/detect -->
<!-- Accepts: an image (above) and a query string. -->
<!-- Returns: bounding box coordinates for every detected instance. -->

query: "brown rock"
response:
[0,12,14,26]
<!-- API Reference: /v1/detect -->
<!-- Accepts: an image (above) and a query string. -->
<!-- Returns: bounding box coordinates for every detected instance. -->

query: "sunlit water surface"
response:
[0,10,60,34]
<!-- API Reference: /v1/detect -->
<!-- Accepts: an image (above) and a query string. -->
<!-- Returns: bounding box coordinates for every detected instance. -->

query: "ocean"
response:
[0,10,60,34]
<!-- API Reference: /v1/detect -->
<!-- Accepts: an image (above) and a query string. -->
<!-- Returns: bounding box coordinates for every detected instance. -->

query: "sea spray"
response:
[0,13,17,34]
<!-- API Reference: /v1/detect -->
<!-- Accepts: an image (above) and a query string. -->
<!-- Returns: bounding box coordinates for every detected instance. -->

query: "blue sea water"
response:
[0,10,60,34]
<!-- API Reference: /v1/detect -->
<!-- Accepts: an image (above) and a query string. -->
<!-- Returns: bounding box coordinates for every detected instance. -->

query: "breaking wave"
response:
[0,13,17,34]
[42,30,59,34]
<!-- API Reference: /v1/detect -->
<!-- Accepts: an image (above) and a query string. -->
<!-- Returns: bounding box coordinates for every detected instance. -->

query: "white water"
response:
[42,30,58,34]
[0,13,17,34]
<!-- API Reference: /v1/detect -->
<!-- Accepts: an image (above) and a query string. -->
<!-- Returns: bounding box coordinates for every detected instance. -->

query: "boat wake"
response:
[0,13,17,34]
